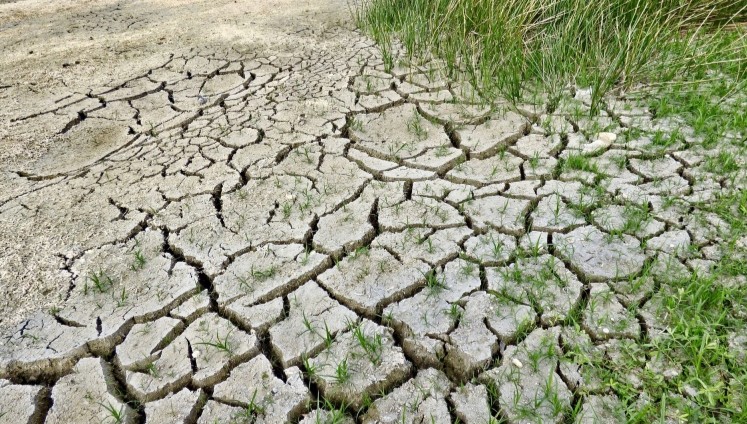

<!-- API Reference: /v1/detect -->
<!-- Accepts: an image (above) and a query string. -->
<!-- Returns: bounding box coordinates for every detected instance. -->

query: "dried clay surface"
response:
[1,0,745,422]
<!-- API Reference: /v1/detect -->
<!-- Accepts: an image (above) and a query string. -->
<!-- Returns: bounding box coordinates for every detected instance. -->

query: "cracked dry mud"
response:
[1,0,745,423]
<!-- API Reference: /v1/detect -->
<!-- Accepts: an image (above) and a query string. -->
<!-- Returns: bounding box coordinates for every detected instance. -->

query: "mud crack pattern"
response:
[1,23,746,424]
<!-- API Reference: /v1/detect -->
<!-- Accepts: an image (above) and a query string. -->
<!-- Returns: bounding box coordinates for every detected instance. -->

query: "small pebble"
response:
[598,132,617,143]
[512,358,523,368]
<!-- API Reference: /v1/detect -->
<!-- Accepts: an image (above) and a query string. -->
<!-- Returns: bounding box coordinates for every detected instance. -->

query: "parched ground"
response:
[1,0,745,423]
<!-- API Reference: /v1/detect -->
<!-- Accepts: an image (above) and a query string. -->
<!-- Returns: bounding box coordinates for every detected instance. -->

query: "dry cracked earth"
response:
[1,1,746,423]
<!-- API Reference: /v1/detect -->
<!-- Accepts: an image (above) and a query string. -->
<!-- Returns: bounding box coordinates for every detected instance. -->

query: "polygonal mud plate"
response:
[0,312,97,382]
[309,319,411,411]
[487,254,583,326]
[212,355,310,422]
[384,259,481,368]
[446,291,535,381]
[0,381,48,424]
[371,226,472,266]
[449,383,492,424]
[463,231,517,266]
[126,313,258,402]
[446,152,523,186]
[317,247,430,316]
[454,112,528,159]
[60,229,200,348]
[46,358,135,424]
[554,226,646,281]
[480,328,572,424]
[269,281,357,368]
[349,104,450,162]
[361,368,451,424]
[378,198,464,231]
[463,195,531,236]
[213,243,330,307]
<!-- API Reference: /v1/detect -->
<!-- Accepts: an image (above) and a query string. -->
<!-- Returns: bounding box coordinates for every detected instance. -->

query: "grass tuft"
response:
[357,0,747,114]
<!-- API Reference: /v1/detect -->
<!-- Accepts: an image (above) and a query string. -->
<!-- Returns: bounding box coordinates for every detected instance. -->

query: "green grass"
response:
[356,0,746,114]
[558,189,747,422]
[357,6,746,421]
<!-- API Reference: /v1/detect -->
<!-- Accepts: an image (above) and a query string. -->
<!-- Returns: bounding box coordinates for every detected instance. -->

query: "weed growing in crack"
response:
[351,246,370,260]
[322,321,334,350]
[85,269,113,295]
[445,303,463,321]
[351,324,384,365]
[302,355,318,379]
[300,309,315,332]
[650,129,682,149]
[131,249,146,270]
[332,358,351,385]
[282,202,293,219]
[423,269,447,292]
[563,153,598,174]
[99,401,125,424]
[308,398,350,423]
[299,146,314,164]
[434,144,450,157]
[300,246,312,265]
[349,116,364,133]
[407,111,428,140]
[196,330,234,356]
[233,389,265,421]
[382,310,394,325]
[145,362,159,378]
[460,260,476,277]
[250,265,277,281]
[114,286,128,308]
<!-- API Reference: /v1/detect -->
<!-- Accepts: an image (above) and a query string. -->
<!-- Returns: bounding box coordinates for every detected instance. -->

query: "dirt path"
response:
[0,0,743,422]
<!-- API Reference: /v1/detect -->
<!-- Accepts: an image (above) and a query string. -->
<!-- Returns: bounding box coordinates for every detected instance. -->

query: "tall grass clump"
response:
[356,0,746,113]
